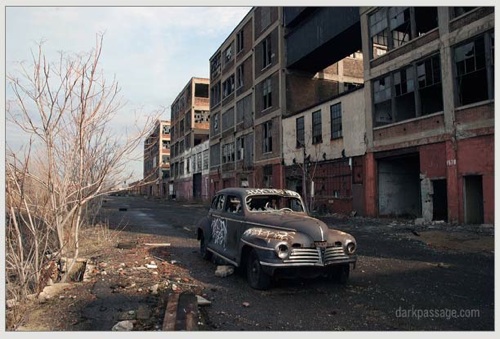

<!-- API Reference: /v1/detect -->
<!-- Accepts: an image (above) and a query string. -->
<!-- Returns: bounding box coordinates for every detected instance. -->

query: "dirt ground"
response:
[6,225,200,331]
[413,230,494,254]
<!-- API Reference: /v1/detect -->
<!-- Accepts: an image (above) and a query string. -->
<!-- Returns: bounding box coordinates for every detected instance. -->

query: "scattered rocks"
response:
[242,302,250,307]
[215,265,234,277]
[112,320,134,331]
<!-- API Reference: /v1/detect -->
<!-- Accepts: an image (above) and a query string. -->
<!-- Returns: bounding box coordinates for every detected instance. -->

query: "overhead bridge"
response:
[284,7,362,73]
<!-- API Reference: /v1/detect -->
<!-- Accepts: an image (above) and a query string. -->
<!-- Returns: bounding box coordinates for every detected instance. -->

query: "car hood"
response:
[244,212,344,242]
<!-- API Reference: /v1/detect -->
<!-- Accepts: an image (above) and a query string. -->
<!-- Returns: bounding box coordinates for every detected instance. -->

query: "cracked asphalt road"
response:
[16,195,486,332]
[92,195,494,331]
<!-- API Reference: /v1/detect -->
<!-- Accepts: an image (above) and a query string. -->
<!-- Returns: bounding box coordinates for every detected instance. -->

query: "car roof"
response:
[215,187,301,198]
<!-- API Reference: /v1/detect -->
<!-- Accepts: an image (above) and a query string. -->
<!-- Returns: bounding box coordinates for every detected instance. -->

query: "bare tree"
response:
[6,32,162,297]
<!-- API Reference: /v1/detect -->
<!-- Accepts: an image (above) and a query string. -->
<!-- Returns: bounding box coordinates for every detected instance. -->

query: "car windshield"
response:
[245,194,305,213]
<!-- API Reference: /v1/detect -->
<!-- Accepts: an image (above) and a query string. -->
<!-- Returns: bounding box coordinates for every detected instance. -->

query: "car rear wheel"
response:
[200,233,212,261]
[246,249,271,290]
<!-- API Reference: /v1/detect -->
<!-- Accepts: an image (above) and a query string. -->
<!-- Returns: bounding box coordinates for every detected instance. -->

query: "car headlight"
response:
[346,242,356,255]
[275,242,289,259]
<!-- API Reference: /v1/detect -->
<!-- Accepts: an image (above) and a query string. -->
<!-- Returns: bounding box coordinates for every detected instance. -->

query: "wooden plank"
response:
[177,292,198,331]
[162,292,180,331]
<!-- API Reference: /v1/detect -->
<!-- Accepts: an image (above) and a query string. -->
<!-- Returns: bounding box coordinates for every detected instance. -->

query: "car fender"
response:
[196,216,212,241]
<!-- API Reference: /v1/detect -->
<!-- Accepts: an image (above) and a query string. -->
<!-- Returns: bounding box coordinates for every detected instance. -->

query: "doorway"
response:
[432,179,448,221]
[464,175,484,224]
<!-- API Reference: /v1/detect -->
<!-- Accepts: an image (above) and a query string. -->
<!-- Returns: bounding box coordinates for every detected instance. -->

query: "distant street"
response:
[102,195,494,331]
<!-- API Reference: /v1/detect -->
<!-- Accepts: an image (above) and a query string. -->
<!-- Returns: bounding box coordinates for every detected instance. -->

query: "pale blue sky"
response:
[5,5,251,182]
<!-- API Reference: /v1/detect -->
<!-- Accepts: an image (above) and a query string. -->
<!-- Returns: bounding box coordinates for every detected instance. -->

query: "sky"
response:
[4,4,252,183]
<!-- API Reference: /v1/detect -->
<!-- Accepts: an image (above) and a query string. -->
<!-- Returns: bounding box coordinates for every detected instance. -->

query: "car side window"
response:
[226,195,242,214]
[216,194,226,211]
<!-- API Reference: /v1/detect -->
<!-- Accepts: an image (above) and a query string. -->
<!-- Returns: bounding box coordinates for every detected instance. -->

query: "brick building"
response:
[360,7,494,224]
[170,77,210,200]
[142,119,171,197]
[208,7,364,203]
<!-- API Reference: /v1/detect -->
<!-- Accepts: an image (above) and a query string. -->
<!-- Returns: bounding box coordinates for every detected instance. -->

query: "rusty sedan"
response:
[196,188,357,290]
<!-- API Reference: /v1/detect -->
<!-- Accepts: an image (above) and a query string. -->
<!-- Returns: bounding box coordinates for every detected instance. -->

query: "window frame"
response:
[262,77,272,110]
[330,103,342,140]
[296,116,305,148]
[311,110,323,144]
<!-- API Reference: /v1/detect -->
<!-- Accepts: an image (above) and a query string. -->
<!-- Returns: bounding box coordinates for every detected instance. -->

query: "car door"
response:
[208,193,229,256]
[223,194,245,262]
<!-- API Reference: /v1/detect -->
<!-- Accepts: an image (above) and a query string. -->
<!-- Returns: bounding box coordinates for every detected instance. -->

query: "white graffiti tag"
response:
[243,228,295,241]
[211,218,227,249]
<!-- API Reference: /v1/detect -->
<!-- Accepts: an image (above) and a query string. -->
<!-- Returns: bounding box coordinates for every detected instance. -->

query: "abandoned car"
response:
[196,188,357,290]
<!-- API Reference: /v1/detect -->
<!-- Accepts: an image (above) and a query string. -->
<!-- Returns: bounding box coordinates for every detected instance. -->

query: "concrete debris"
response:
[242,302,250,307]
[196,295,212,306]
[150,284,159,295]
[414,218,426,226]
[215,265,234,278]
[144,243,171,247]
[112,320,134,331]
[145,264,158,269]
[437,262,451,269]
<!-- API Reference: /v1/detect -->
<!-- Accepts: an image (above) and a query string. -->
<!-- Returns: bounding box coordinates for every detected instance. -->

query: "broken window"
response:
[222,74,235,98]
[210,143,221,168]
[237,64,244,89]
[195,83,209,98]
[236,29,244,53]
[373,53,444,126]
[162,124,170,135]
[162,140,170,149]
[389,7,411,48]
[263,120,273,153]
[330,103,342,139]
[203,150,209,170]
[224,43,233,64]
[417,54,443,115]
[236,137,245,160]
[394,66,416,122]
[222,143,235,164]
[222,107,235,132]
[312,110,322,144]
[262,35,272,69]
[211,113,220,135]
[373,75,392,126]
[261,7,271,31]
[296,116,304,148]
[263,165,273,188]
[210,82,221,107]
[210,52,221,77]
[454,31,494,106]
[369,7,438,59]
[262,77,272,109]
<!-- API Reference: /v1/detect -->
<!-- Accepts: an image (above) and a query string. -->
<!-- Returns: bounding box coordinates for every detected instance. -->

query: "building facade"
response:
[360,7,494,224]
[208,7,364,203]
[170,77,210,200]
[142,119,171,197]
[283,86,366,214]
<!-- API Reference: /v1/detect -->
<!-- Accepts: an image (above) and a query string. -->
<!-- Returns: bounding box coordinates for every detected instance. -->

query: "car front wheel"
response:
[246,249,271,290]
[330,264,350,284]
[200,233,212,261]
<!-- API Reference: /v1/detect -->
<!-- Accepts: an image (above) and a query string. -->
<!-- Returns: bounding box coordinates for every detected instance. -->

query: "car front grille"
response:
[285,245,350,265]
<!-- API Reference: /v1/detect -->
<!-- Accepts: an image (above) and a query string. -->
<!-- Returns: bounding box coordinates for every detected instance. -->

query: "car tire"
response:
[246,249,271,290]
[200,233,212,261]
[331,264,350,284]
